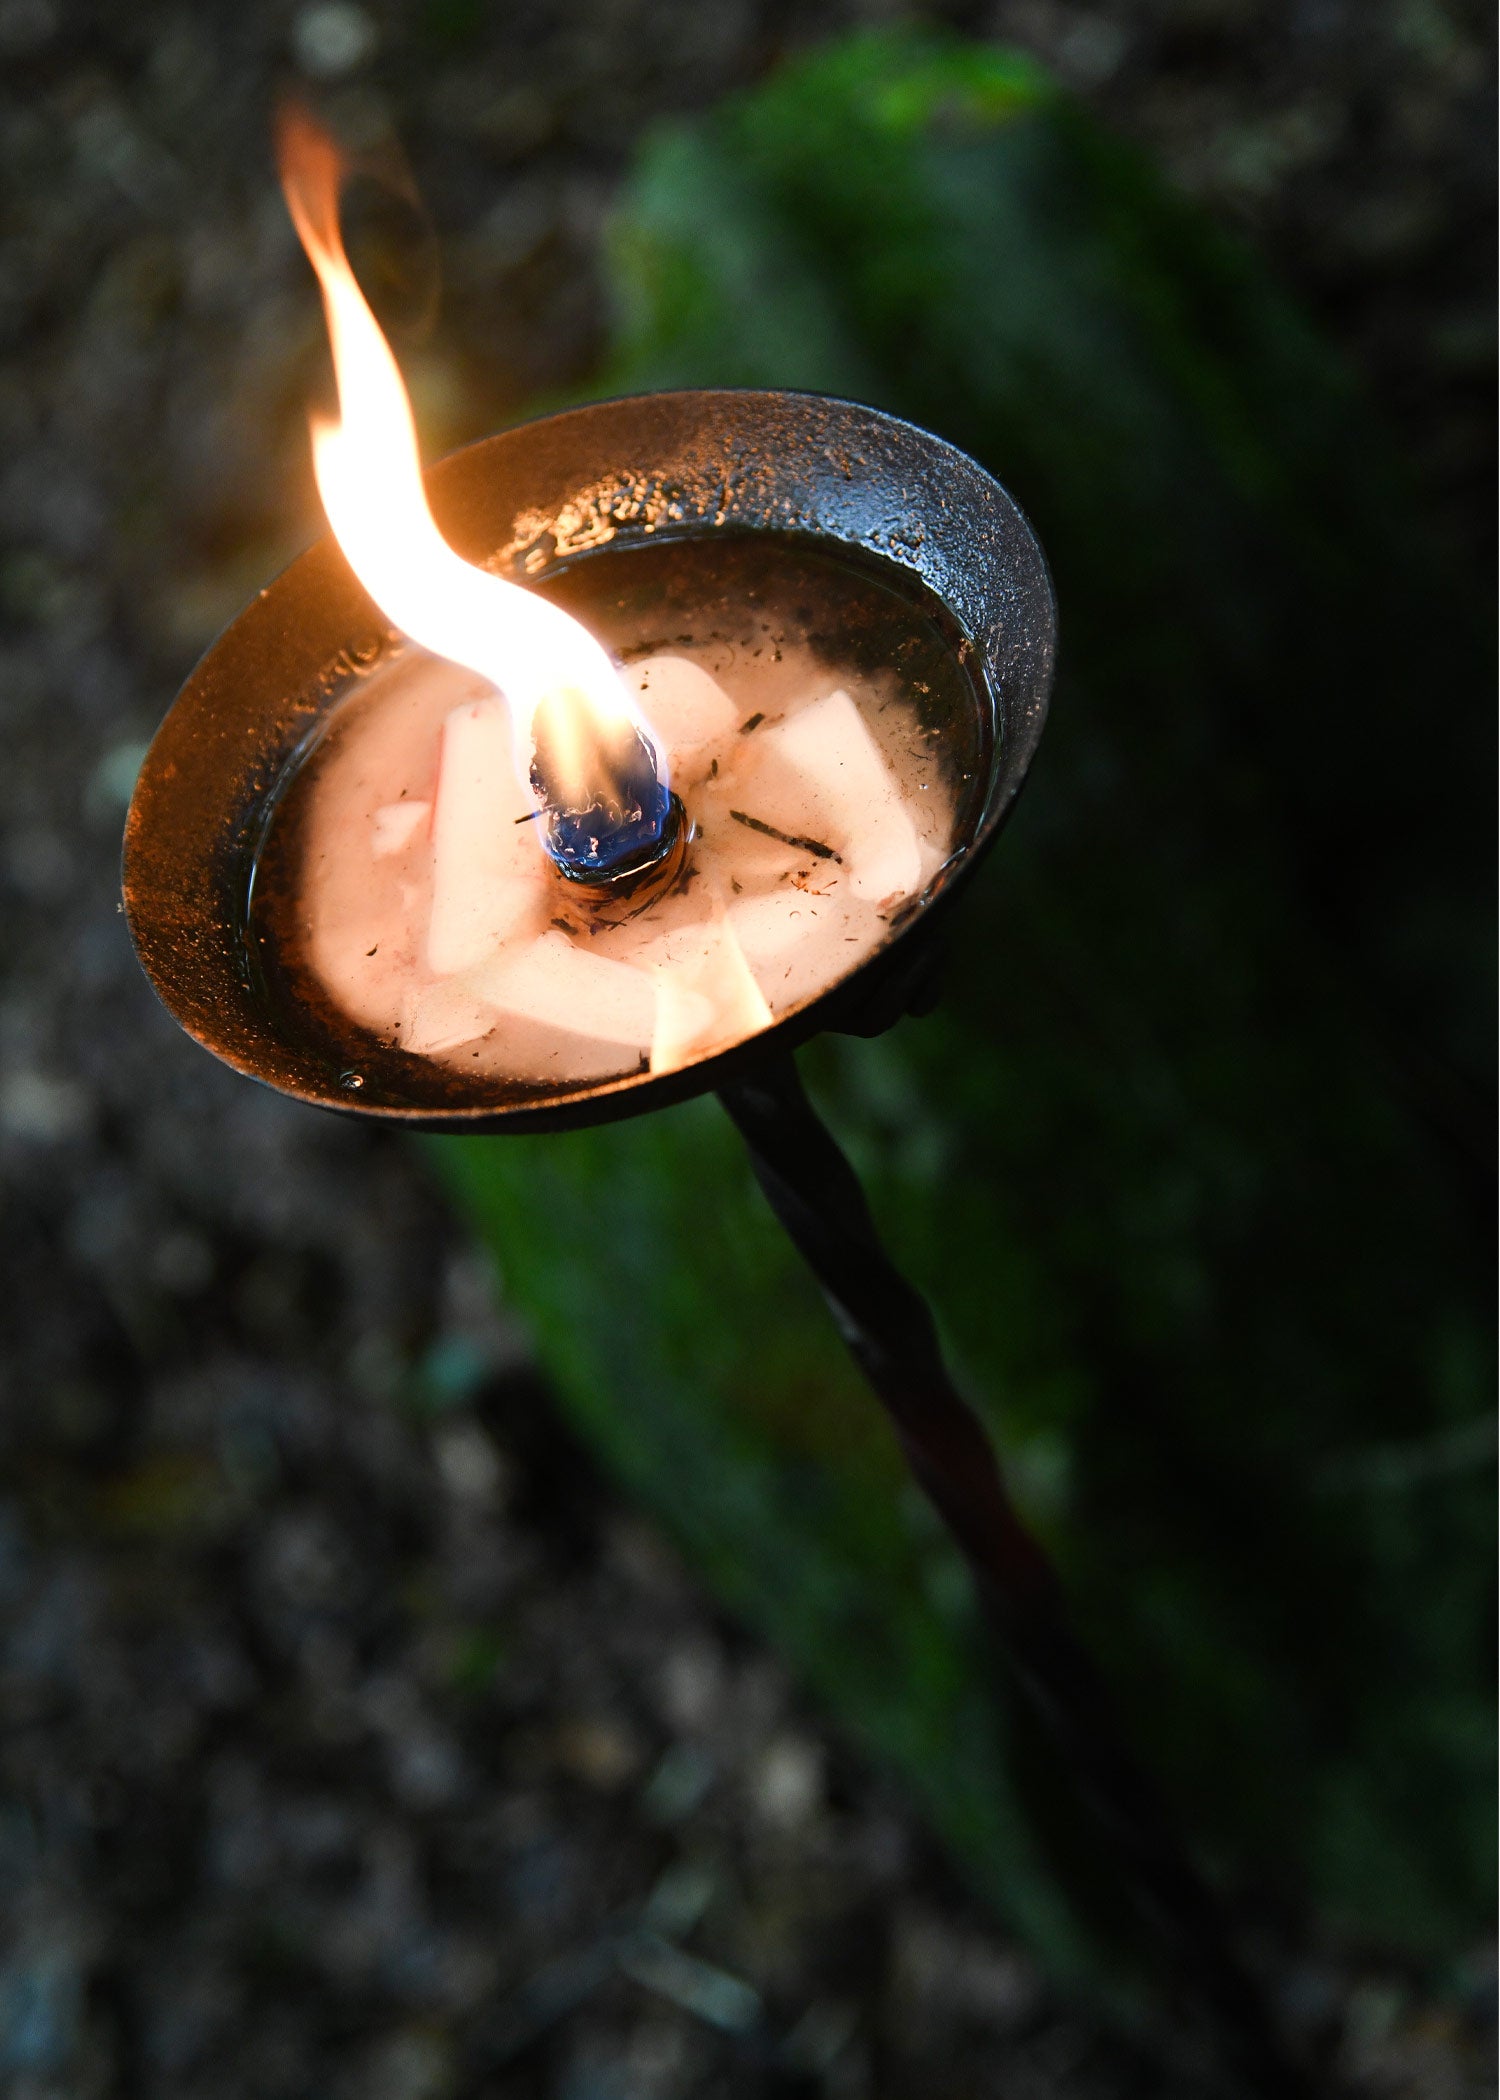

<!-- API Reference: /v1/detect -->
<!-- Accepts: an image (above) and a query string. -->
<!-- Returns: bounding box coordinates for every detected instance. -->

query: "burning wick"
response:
[276,105,673,884]
[529,688,681,886]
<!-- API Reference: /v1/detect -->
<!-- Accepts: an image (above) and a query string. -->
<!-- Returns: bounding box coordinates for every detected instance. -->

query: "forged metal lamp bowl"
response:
[121,388,1054,1132]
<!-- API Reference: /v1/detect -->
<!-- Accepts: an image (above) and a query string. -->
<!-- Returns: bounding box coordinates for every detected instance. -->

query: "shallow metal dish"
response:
[123,388,1054,1132]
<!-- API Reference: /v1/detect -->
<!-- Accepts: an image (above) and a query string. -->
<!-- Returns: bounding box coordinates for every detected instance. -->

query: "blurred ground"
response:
[0,4,1493,2097]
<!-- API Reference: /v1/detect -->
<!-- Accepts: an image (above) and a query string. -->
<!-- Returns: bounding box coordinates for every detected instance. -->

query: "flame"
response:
[277,106,653,778]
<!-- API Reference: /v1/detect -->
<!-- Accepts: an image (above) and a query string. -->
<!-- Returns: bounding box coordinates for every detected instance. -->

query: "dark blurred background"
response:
[0,5,1493,2098]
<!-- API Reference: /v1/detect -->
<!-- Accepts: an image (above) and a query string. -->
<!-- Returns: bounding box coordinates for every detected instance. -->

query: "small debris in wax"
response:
[728,809,841,862]
[289,610,955,1086]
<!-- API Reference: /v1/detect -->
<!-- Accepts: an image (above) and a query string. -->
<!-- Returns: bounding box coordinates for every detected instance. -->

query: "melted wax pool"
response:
[247,533,988,1109]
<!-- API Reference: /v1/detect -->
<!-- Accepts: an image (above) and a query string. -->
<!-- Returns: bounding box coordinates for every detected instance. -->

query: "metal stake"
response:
[719,1052,1313,2100]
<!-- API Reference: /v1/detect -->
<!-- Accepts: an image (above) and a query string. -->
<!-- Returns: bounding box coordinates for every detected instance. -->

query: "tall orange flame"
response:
[277,106,651,772]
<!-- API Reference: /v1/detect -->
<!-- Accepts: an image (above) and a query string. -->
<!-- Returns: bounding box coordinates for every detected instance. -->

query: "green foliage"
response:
[435,28,1494,1977]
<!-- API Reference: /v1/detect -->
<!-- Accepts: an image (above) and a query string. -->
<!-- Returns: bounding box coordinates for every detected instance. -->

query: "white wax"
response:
[372,800,429,856]
[427,697,544,973]
[643,912,773,1073]
[625,655,739,772]
[742,688,926,904]
[290,627,956,1086]
[405,929,657,1080]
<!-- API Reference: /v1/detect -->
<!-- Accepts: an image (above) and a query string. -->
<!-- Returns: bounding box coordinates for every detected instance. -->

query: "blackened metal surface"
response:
[123,390,1055,1131]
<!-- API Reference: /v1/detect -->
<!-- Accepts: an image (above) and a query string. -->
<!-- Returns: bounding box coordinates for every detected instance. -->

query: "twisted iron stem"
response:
[719,1053,1313,2100]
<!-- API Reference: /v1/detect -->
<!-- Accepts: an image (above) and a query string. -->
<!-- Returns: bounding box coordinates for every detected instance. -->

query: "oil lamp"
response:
[120,121,1307,2099]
